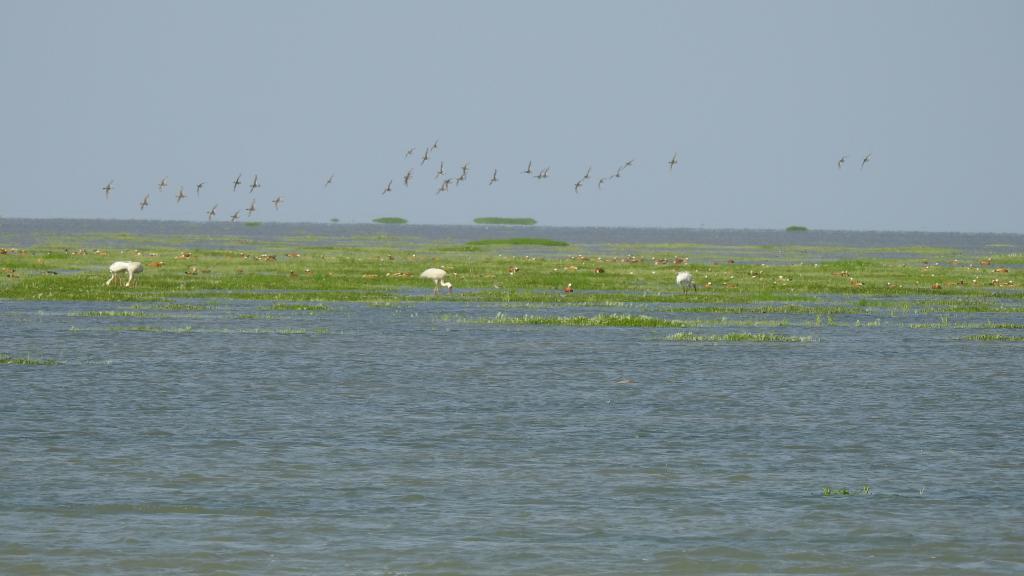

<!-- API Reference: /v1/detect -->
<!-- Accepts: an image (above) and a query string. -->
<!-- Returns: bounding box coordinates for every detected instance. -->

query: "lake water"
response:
[2,219,1023,574]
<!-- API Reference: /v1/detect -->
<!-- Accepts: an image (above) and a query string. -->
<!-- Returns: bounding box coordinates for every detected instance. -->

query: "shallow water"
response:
[2,217,1023,256]
[2,293,1023,575]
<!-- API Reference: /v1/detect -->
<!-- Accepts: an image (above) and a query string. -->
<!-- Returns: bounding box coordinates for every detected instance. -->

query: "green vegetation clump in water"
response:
[373,217,408,224]
[667,332,812,342]
[962,334,1024,342]
[0,354,58,365]
[822,485,871,496]
[474,217,537,225]
[786,225,809,232]
[476,313,789,329]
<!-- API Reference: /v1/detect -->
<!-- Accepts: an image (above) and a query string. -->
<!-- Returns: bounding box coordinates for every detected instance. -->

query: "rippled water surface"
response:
[2,221,1023,574]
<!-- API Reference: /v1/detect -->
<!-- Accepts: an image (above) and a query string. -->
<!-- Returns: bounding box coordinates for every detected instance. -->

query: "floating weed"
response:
[962,334,1024,342]
[667,332,812,342]
[908,321,1024,329]
[822,485,871,497]
[67,310,169,318]
[103,325,327,335]
[0,354,58,366]
[474,313,790,328]
[262,303,332,312]
[671,304,862,315]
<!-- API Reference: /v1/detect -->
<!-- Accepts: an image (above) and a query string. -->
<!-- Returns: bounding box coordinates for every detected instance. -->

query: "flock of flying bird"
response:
[100,143,872,221]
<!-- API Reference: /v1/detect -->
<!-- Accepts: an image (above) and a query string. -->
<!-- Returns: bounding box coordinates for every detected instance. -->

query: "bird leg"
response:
[105,272,117,286]
[125,270,133,287]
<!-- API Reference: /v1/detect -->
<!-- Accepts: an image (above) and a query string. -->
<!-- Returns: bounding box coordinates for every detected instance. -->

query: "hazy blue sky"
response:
[2,1,1021,232]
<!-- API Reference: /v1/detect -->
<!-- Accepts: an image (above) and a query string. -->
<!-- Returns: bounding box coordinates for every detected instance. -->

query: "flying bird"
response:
[405,147,416,158]
[522,161,533,175]
[249,174,260,193]
[838,155,847,170]
[233,173,242,192]
[460,162,470,178]
[139,194,150,210]
[102,180,114,199]
[430,139,439,151]
[598,177,606,189]
[403,168,413,187]
[583,166,592,180]
[574,179,583,193]
[272,196,283,210]
[325,173,334,187]
[489,169,498,185]
[435,161,445,179]
[230,210,240,222]
[175,187,187,203]
[246,199,256,217]
[383,179,393,194]
[420,147,431,165]
[669,153,678,171]
[207,204,217,221]
[158,178,168,192]
[860,153,872,170]
[195,182,205,195]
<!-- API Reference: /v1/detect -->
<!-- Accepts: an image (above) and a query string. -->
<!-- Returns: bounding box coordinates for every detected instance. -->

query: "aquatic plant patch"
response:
[473,217,537,225]
[666,332,813,342]
[0,354,58,365]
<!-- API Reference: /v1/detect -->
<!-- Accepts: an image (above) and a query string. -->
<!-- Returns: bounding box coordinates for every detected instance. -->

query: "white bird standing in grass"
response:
[676,271,696,290]
[106,261,143,287]
[420,267,452,294]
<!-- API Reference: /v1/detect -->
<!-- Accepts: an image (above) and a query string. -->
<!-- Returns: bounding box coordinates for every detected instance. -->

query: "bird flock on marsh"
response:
[101,144,872,221]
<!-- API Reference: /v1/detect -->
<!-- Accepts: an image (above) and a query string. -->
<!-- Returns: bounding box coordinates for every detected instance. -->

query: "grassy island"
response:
[474,217,537,225]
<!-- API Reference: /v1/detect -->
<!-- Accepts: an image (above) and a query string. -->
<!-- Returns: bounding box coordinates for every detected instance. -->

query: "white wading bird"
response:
[420,268,453,294]
[106,261,143,287]
[675,271,696,290]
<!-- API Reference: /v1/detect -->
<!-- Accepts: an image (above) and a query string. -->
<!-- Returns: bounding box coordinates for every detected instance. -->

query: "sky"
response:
[1,0,1021,233]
